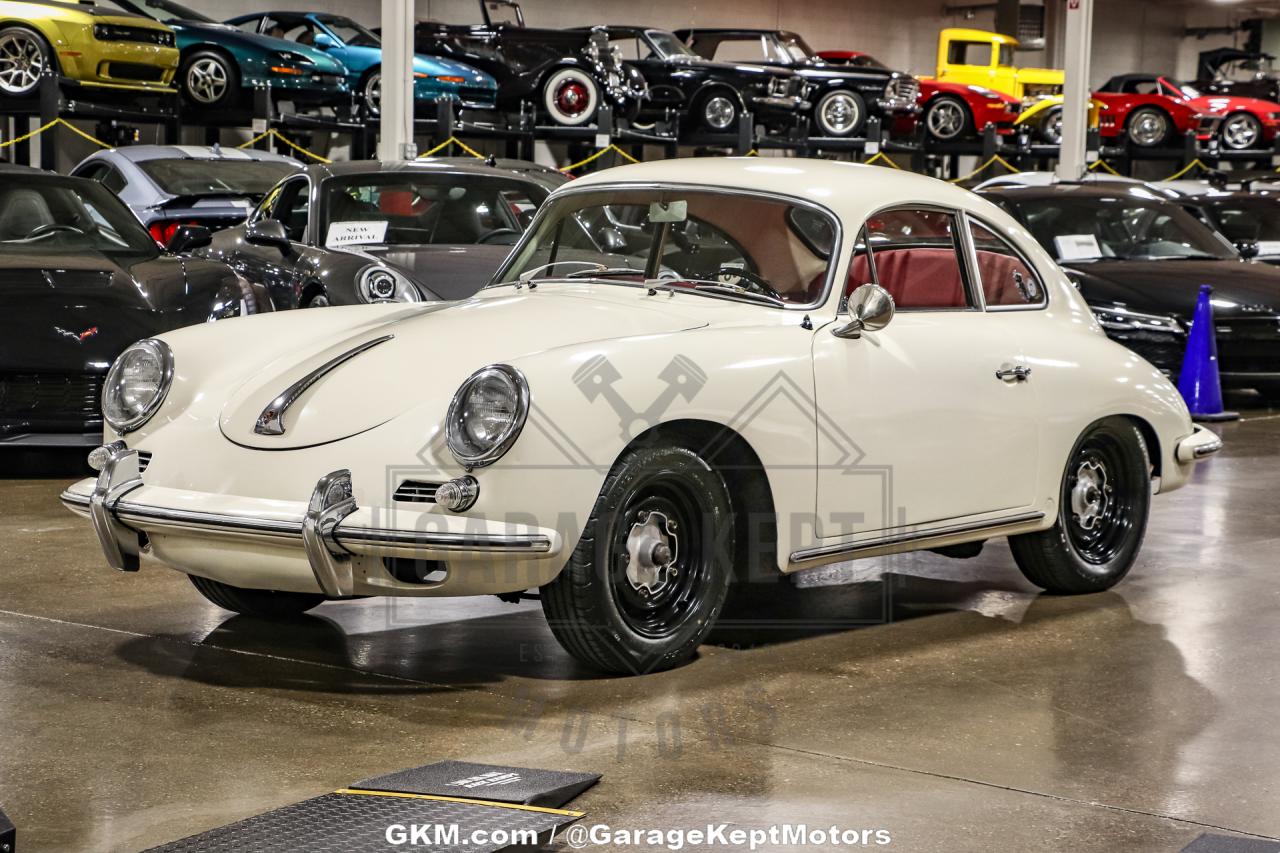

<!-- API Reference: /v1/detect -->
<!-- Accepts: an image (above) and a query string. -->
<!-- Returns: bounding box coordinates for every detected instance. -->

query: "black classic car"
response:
[980,183,1280,399]
[1194,47,1280,103]
[411,0,646,126]
[204,159,564,309]
[676,28,919,138]
[585,26,807,136]
[0,167,263,447]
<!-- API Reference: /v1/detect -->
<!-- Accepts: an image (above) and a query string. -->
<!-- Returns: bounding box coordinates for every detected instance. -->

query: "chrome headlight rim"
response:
[103,338,174,434]
[445,364,530,470]
[358,264,421,304]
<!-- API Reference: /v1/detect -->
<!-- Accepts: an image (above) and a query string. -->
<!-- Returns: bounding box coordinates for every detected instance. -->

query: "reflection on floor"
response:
[0,401,1277,851]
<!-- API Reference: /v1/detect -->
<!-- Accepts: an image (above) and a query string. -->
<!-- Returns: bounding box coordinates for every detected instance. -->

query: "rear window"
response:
[137,159,300,199]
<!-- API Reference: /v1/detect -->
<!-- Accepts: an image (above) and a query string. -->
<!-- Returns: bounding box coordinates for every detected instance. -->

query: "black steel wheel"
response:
[1010,417,1151,594]
[189,574,325,617]
[541,443,733,673]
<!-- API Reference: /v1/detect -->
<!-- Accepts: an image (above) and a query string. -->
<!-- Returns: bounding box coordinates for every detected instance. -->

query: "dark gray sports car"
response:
[204,159,567,309]
[0,166,264,448]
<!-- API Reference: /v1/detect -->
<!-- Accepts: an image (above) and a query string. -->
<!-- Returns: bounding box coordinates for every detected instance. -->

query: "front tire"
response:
[540,443,734,674]
[361,68,382,115]
[0,26,52,98]
[1221,111,1263,151]
[542,67,599,127]
[1010,417,1151,594]
[1126,106,1171,148]
[813,89,866,137]
[189,575,325,617]
[181,50,238,109]
[695,89,740,133]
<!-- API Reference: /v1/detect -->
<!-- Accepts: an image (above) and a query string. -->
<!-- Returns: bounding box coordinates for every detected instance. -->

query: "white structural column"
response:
[1055,0,1094,180]
[378,0,417,160]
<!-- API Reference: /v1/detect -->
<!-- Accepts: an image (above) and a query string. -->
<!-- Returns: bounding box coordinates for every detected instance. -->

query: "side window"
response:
[947,41,991,67]
[233,17,262,34]
[74,162,108,182]
[268,178,309,243]
[714,38,767,63]
[100,165,126,195]
[967,219,1045,308]
[864,208,971,309]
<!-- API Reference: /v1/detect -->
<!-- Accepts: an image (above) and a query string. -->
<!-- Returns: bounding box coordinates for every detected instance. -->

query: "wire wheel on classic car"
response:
[189,574,326,617]
[924,95,972,141]
[814,89,866,137]
[182,50,238,108]
[1038,105,1064,145]
[1221,112,1263,150]
[0,27,51,97]
[541,443,734,674]
[1126,106,1171,148]
[1009,417,1151,594]
[542,67,600,126]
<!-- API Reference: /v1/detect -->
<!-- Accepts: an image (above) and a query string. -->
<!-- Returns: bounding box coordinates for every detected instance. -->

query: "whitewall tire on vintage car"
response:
[188,575,326,617]
[814,89,866,137]
[541,443,734,674]
[542,67,599,126]
[1009,417,1151,594]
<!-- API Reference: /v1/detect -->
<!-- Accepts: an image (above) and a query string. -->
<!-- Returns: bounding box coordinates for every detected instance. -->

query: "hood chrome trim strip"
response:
[254,335,394,436]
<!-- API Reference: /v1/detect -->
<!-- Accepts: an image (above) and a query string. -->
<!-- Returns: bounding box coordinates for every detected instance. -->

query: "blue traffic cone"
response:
[1178,284,1239,422]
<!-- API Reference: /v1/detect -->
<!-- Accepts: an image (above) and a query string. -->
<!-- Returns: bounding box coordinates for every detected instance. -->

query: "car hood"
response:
[0,252,196,372]
[175,22,344,72]
[1063,258,1280,318]
[675,56,795,78]
[334,244,515,302]
[216,285,711,449]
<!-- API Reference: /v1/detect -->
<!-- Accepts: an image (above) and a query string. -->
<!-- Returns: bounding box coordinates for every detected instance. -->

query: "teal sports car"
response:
[101,0,349,109]
[227,11,497,115]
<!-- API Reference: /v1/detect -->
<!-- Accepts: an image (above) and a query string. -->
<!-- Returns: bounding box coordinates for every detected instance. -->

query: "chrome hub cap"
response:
[0,32,45,95]
[927,100,965,139]
[1130,111,1167,146]
[1042,109,1063,144]
[624,510,679,595]
[555,80,589,117]
[1223,114,1260,150]
[1070,459,1112,532]
[187,57,228,105]
[704,95,736,130]
[365,72,381,114]
[819,92,859,134]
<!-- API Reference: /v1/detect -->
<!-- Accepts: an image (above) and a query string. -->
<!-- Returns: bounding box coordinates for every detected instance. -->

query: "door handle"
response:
[996,365,1032,382]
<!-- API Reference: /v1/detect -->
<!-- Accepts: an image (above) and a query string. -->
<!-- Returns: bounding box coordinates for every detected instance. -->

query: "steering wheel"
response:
[25,223,85,239]
[476,227,521,245]
[716,265,785,300]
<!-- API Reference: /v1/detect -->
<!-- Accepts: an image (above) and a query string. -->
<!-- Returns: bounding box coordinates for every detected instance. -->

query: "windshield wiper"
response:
[652,279,787,307]
[564,267,648,279]
[1124,253,1219,261]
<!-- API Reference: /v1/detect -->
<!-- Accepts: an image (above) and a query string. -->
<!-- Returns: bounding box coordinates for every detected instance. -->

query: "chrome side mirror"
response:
[833,283,895,339]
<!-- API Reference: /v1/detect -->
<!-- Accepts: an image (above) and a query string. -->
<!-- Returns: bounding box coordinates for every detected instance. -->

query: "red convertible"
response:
[817,49,1020,141]
[1095,74,1276,150]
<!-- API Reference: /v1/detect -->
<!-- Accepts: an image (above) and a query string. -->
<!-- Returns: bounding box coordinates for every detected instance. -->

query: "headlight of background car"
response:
[358,266,421,303]
[1093,306,1184,334]
[103,339,174,434]
[445,365,530,469]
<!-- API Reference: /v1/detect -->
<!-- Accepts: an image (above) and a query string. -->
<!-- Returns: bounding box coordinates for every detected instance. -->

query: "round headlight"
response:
[359,266,420,303]
[103,339,173,434]
[445,365,529,469]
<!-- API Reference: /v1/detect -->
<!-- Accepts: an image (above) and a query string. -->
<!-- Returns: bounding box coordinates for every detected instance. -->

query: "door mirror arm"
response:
[833,283,895,339]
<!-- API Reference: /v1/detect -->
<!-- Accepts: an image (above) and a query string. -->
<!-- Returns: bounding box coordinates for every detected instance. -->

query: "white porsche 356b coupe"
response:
[62,158,1221,674]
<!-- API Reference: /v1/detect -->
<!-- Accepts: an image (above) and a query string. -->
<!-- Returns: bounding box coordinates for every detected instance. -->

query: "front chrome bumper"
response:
[61,447,560,597]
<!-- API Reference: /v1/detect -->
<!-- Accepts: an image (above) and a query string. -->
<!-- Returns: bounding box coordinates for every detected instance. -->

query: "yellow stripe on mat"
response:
[336,788,585,817]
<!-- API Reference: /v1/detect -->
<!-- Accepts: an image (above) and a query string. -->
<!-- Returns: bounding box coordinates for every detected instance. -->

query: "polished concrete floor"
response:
[1,405,1279,852]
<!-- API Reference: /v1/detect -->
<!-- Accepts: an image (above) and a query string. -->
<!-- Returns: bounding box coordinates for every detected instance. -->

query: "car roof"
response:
[100,145,300,165]
[977,183,1176,203]
[296,158,553,183]
[566,157,987,223]
[674,28,789,37]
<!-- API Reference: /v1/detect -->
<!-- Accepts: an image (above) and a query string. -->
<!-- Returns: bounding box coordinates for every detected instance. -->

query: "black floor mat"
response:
[354,760,600,808]
[1180,834,1280,853]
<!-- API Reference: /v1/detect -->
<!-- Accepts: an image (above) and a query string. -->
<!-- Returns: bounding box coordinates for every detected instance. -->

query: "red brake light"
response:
[148,220,198,247]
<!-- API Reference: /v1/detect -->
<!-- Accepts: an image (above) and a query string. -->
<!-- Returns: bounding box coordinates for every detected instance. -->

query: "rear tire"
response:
[695,89,740,133]
[1010,417,1151,594]
[1221,111,1263,151]
[542,67,599,126]
[181,49,239,109]
[0,26,53,98]
[924,95,972,141]
[189,574,325,617]
[1038,106,1063,145]
[1126,106,1171,148]
[540,443,734,674]
[813,89,866,137]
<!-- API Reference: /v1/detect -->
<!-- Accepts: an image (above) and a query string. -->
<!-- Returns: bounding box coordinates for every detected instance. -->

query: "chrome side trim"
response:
[789,511,1047,568]
[335,526,554,556]
[254,335,394,435]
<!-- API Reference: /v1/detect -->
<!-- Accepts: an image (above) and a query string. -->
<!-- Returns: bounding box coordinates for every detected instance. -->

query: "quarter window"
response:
[269,178,309,243]
[862,208,972,309]
[967,219,1045,307]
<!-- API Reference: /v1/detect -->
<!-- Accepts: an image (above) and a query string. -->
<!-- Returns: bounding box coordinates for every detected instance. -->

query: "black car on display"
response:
[411,1,646,126]
[585,26,807,135]
[980,183,1280,398]
[204,159,564,309]
[0,167,263,448]
[1194,47,1280,103]
[676,28,919,138]
[1175,190,1280,264]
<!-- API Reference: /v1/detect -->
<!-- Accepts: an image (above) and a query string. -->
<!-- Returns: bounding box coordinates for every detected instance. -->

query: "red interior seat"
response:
[844,248,966,308]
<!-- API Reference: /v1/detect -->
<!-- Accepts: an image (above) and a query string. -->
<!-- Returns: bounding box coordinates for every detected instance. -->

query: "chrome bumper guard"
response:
[1175,424,1224,463]
[62,447,556,597]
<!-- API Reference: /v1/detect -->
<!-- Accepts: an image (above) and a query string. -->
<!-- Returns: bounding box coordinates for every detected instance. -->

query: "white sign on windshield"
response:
[326,220,388,248]
[1054,233,1102,260]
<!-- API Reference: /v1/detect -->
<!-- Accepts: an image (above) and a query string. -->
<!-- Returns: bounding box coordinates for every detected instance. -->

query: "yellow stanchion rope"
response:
[946,153,1020,184]
[1160,158,1210,182]
[236,128,331,163]
[1087,158,1123,176]
[0,118,111,150]
[863,151,903,169]
[560,143,640,174]
[417,135,487,160]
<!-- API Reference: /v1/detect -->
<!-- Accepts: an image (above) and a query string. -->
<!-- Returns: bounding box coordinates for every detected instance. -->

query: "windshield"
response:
[138,159,298,199]
[321,172,547,247]
[0,177,158,257]
[646,30,696,59]
[1169,79,1200,97]
[316,14,379,47]
[1010,193,1236,261]
[104,0,214,24]
[776,33,815,63]
[493,188,837,306]
[1219,57,1276,82]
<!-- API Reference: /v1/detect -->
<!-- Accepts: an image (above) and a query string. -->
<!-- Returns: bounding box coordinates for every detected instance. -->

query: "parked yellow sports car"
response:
[0,0,178,97]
